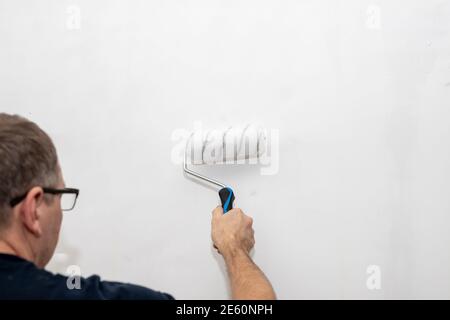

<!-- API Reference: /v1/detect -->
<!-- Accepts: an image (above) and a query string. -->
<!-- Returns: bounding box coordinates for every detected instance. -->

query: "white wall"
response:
[1,0,450,299]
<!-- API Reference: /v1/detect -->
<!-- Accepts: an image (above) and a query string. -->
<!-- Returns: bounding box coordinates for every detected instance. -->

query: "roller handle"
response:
[219,187,235,213]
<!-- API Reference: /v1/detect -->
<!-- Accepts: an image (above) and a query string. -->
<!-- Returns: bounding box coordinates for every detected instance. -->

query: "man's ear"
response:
[19,187,45,237]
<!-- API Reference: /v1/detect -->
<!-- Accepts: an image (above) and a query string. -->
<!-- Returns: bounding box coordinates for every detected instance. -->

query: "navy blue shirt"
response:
[0,253,174,300]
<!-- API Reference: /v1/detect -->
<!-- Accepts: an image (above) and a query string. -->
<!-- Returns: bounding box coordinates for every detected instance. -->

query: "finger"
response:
[226,208,241,216]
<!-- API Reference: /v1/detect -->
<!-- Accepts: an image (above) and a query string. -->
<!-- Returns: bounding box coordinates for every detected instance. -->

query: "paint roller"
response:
[183,124,267,213]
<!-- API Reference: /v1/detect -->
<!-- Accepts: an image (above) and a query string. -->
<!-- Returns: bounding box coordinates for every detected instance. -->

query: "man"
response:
[0,113,275,300]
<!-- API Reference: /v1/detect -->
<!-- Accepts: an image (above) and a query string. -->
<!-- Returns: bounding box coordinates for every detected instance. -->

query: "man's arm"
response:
[211,206,276,300]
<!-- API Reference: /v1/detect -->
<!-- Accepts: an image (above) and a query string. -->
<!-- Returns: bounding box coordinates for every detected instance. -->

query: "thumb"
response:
[212,205,223,219]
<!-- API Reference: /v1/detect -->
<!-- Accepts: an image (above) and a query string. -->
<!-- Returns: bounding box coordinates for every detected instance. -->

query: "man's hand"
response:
[211,206,255,258]
[211,206,276,300]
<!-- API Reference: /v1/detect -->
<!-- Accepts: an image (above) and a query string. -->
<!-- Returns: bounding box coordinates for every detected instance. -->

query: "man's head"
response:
[0,113,64,268]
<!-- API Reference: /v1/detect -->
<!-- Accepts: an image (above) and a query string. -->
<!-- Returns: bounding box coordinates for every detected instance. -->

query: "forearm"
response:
[223,248,276,300]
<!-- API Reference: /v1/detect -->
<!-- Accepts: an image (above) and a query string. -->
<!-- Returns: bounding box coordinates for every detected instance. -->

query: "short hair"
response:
[0,113,59,228]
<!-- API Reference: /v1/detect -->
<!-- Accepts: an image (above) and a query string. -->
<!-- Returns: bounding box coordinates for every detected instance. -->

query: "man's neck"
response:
[0,239,19,255]
[0,236,34,263]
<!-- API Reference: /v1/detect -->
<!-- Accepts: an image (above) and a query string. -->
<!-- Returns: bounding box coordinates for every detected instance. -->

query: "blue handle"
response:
[219,187,235,213]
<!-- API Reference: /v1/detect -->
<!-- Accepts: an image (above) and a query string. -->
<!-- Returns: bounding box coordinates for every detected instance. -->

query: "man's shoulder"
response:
[0,254,174,300]
[73,274,175,300]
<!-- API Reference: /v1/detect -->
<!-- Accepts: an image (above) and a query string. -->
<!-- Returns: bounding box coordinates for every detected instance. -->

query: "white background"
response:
[1,0,450,299]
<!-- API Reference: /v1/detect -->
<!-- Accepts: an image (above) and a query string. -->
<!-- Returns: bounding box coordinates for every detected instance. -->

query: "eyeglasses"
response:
[9,188,80,211]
